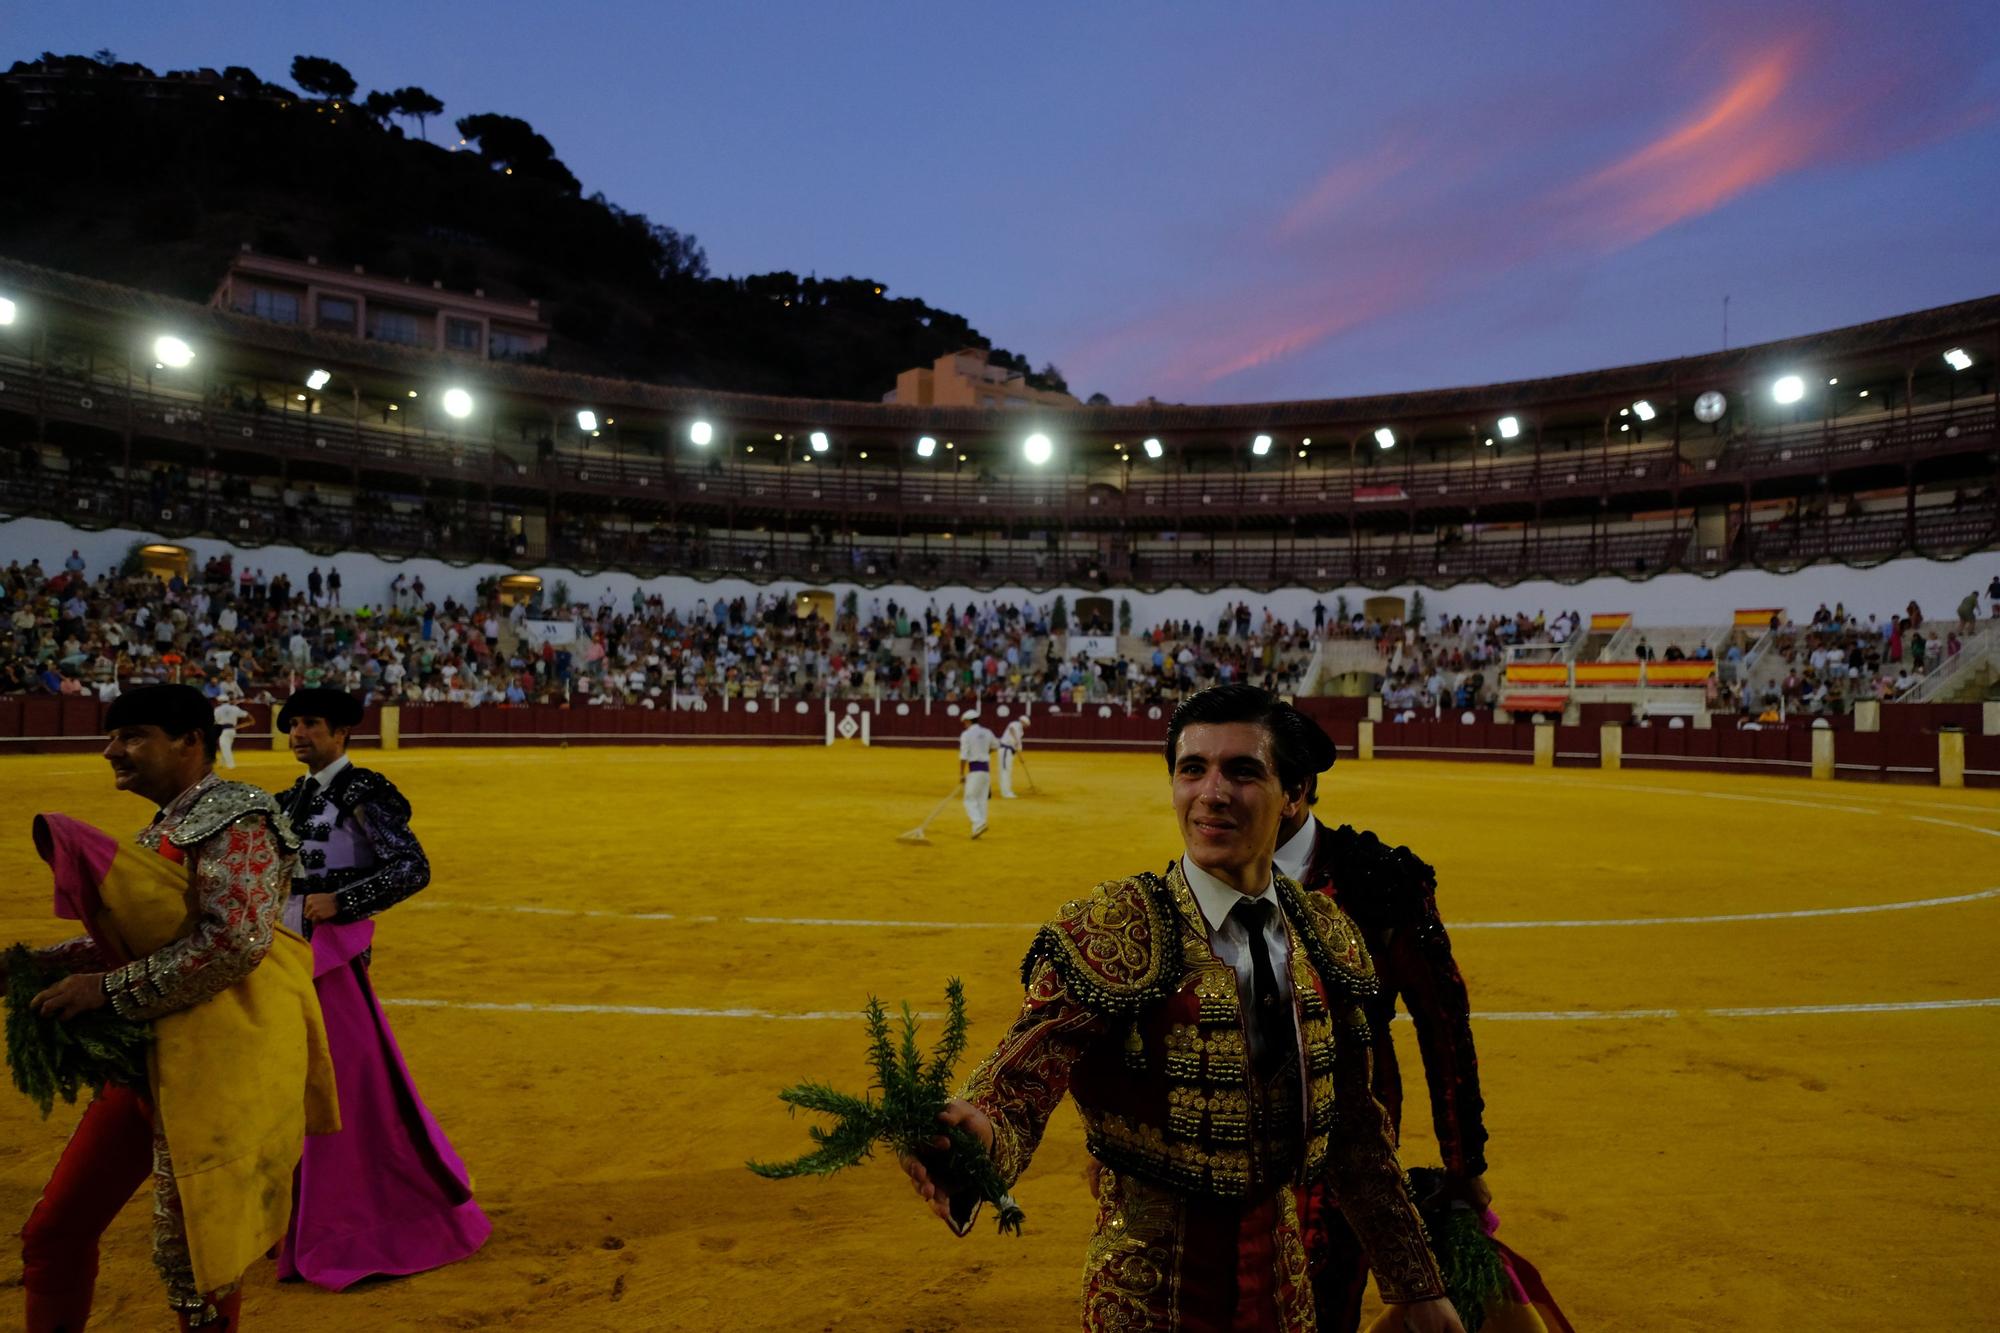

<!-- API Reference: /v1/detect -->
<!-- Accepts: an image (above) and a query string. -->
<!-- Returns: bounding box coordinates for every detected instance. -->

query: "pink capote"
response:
[276,919,491,1289]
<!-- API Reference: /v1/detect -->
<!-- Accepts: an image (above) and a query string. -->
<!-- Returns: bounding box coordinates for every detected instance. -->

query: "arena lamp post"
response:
[1024,433,1052,466]
[0,296,17,326]
[916,436,937,459]
[152,335,194,370]
[690,419,714,446]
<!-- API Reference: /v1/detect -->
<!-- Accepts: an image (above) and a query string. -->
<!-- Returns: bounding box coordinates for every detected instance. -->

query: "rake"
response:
[1017,754,1040,795]
[896,781,963,845]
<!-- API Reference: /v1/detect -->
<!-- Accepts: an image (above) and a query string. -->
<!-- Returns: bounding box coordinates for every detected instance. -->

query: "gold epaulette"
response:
[1280,875,1379,999]
[1020,874,1184,1017]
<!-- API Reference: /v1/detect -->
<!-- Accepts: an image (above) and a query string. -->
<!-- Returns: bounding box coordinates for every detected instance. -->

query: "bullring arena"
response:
[3,738,1995,1330]
[3,176,2000,1330]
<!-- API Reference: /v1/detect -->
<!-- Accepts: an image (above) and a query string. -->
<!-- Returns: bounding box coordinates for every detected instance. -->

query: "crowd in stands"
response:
[0,551,1313,711]
[8,541,1992,719]
[1368,609,1582,718]
[1743,584,1999,714]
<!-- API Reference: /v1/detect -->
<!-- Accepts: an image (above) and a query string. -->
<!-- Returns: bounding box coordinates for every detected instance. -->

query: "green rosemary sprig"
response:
[748,977,1024,1234]
[4,943,153,1117]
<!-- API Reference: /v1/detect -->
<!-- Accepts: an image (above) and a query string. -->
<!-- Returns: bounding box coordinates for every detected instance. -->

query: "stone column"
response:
[1599,723,1622,771]
[379,705,401,751]
[1811,726,1834,780]
[1356,719,1374,761]
[1533,721,1554,768]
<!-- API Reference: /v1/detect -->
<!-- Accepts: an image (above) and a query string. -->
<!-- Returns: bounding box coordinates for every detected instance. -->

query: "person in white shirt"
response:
[211,697,251,768]
[997,714,1029,798]
[958,710,998,838]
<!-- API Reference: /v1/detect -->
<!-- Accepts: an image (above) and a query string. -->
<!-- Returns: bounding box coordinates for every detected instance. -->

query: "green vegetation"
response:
[0,51,1060,400]
[747,979,1024,1235]
[4,944,152,1117]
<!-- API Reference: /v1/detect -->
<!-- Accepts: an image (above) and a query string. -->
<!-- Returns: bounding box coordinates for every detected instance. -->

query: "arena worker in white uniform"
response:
[958,710,998,839]
[211,697,250,769]
[998,713,1029,798]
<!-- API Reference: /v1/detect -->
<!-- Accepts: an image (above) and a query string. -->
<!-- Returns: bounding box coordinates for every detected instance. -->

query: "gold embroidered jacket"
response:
[960,862,1445,1319]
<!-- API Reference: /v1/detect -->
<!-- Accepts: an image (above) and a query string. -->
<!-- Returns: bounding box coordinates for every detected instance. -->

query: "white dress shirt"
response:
[308,753,353,791]
[1272,818,1318,886]
[1180,855,1294,1064]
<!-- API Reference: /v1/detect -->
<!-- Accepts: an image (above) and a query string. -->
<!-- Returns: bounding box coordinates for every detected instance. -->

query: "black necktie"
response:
[1228,898,1294,1077]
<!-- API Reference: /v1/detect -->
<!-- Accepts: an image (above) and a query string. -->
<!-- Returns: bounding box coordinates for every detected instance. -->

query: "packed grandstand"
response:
[0,253,1997,730]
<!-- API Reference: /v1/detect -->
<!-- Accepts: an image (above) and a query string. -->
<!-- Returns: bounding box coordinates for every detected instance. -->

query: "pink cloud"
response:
[1556,39,1824,248]
[1274,133,1427,241]
[1063,7,1996,401]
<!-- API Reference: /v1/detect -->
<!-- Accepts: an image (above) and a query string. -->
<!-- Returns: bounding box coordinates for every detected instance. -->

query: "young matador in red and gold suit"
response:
[1272,711,1490,1333]
[903,686,1464,1333]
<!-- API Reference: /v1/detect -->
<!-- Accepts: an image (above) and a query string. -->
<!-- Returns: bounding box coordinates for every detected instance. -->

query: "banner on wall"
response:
[520,618,580,647]
[1065,633,1119,660]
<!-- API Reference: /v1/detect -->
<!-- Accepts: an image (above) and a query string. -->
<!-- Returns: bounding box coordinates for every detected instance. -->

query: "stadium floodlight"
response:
[0,297,16,326]
[1497,415,1521,439]
[1374,426,1396,450]
[810,431,830,452]
[1251,434,1272,456]
[1772,375,1806,404]
[304,368,331,391]
[153,336,194,369]
[576,409,598,433]
[691,420,714,446]
[1143,437,1163,459]
[1024,433,1053,466]
[1944,347,1973,371]
[1632,400,1656,422]
[916,436,937,458]
[441,388,474,419]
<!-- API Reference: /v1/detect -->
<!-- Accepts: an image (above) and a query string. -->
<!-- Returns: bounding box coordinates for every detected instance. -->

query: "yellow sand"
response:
[3,746,1997,1330]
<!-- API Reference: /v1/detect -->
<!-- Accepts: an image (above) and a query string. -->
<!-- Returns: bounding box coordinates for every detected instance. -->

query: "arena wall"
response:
[3,514,1992,630]
[5,693,1986,787]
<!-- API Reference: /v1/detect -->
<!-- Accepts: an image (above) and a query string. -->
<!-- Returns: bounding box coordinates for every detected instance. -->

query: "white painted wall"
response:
[3,514,1990,629]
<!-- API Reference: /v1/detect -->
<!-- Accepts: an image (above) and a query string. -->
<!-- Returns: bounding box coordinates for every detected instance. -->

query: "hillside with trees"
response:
[0,51,1075,400]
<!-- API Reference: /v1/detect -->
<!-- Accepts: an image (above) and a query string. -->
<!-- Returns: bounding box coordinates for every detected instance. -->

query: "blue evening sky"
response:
[11,1,2000,403]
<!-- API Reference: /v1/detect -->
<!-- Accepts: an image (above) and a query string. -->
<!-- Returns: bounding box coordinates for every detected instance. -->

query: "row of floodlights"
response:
[0,304,1977,439]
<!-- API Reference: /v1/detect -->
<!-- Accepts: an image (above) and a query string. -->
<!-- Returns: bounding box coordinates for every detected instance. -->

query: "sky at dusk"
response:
[12,1,2000,405]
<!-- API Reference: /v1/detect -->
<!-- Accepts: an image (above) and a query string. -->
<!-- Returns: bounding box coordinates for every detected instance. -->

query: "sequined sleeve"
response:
[102,819,286,1022]
[1383,902,1488,1179]
[330,793,431,922]
[959,958,1109,1190]
[33,935,111,973]
[1323,1004,1445,1303]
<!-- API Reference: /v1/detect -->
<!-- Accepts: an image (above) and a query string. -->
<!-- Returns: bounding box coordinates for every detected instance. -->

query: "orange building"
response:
[209,248,550,362]
[883,348,1080,410]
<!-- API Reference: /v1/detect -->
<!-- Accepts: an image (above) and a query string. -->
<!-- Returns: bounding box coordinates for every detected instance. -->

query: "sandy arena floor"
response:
[2,743,1997,1330]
